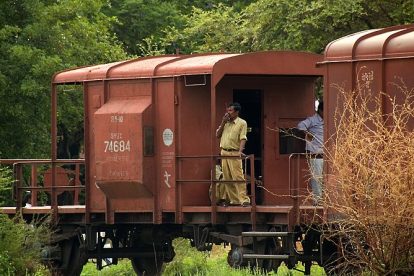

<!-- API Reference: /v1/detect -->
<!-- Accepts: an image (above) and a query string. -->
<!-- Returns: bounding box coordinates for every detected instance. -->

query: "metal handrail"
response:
[0,159,86,211]
[288,153,309,197]
[0,159,84,164]
[176,154,256,227]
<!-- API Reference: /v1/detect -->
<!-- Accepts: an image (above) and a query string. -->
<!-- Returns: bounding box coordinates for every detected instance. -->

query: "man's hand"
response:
[305,132,314,142]
[216,113,230,138]
[221,113,230,124]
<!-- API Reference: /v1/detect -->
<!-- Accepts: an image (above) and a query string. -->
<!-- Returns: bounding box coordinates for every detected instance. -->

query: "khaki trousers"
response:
[220,149,250,205]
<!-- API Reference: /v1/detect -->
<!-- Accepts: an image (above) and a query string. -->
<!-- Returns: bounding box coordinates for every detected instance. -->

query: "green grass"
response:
[81,260,135,276]
[81,259,326,276]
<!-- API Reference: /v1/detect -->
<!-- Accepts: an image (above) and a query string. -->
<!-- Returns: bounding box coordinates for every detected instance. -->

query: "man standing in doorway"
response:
[216,102,250,207]
[297,101,324,205]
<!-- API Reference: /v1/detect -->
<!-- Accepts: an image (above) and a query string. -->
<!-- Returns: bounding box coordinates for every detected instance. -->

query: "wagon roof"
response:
[323,24,414,62]
[53,51,323,86]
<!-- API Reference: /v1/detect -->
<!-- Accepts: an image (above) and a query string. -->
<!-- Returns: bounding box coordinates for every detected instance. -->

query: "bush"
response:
[0,251,15,275]
[325,82,414,274]
[0,214,51,275]
[0,166,13,206]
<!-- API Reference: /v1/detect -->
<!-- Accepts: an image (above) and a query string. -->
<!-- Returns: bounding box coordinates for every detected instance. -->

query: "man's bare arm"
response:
[239,139,246,156]
[216,113,230,138]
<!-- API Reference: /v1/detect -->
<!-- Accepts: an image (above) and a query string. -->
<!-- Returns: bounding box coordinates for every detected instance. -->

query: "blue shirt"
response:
[297,113,324,154]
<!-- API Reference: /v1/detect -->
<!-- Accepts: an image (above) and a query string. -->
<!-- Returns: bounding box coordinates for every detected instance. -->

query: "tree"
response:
[105,0,254,56]
[0,0,127,158]
[239,0,414,53]
[157,0,414,54]
[106,0,185,56]
[161,4,243,54]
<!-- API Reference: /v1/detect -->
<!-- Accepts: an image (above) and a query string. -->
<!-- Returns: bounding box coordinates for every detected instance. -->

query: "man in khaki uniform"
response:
[216,102,250,207]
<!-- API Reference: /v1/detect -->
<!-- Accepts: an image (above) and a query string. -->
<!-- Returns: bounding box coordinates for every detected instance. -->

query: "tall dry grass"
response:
[323,81,414,275]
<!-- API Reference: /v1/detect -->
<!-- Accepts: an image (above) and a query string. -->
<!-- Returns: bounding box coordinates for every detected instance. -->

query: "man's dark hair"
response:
[317,101,323,112]
[229,102,242,112]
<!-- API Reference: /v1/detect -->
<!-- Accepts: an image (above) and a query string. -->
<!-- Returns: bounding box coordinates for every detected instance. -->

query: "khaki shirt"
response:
[220,117,247,150]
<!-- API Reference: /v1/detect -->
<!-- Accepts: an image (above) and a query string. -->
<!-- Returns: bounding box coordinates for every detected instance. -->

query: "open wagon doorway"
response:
[233,89,262,203]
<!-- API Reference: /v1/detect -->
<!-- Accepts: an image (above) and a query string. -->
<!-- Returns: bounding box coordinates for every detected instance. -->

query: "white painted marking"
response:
[163,128,174,146]
[164,170,171,188]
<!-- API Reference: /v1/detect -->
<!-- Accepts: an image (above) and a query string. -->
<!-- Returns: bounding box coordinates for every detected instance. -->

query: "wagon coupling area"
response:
[242,254,289,259]
[242,231,289,237]
[241,231,291,260]
[220,230,299,271]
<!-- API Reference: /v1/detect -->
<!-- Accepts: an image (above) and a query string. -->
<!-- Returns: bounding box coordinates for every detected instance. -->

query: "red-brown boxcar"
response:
[321,24,414,221]
[1,51,325,274]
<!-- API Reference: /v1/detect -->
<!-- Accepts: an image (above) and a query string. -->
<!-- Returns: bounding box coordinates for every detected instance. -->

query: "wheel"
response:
[50,239,85,276]
[227,246,244,268]
[262,238,283,272]
[286,258,297,270]
[131,257,163,276]
[64,241,84,276]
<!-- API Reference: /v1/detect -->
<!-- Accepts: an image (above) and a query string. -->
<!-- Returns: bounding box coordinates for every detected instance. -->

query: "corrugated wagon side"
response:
[321,23,414,218]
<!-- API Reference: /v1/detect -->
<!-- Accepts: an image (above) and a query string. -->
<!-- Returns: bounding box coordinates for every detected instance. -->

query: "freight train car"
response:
[1,51,325,275]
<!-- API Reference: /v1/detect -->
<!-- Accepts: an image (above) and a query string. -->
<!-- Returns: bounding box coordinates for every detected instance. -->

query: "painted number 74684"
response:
[104,140,131,153]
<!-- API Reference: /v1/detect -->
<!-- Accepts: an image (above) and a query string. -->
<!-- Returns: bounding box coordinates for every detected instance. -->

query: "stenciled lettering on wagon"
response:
[104,140,131,153]
[111,115,124,123]
[361,70,374,93]
[106,155,129,162]
[105,131,130,153]
[110,132,123,139]
[109,169,128,177]
[161,151,174,168]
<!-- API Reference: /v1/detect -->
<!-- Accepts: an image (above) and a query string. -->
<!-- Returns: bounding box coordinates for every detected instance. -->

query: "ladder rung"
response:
[242,254,290,260]
[242,231,289,237]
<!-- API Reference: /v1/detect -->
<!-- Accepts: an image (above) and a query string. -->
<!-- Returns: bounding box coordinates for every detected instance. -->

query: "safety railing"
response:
[0,159,85,214]
[288,153,308,224]
[288,153,309,198]
[175,154,256,229]
[288,153,326,224]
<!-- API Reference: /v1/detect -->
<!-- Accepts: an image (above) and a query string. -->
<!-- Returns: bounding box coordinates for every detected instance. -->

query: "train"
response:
[1,24,414,275]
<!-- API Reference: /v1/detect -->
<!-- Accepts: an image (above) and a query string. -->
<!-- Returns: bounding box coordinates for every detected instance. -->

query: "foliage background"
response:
[0,0,126,158]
